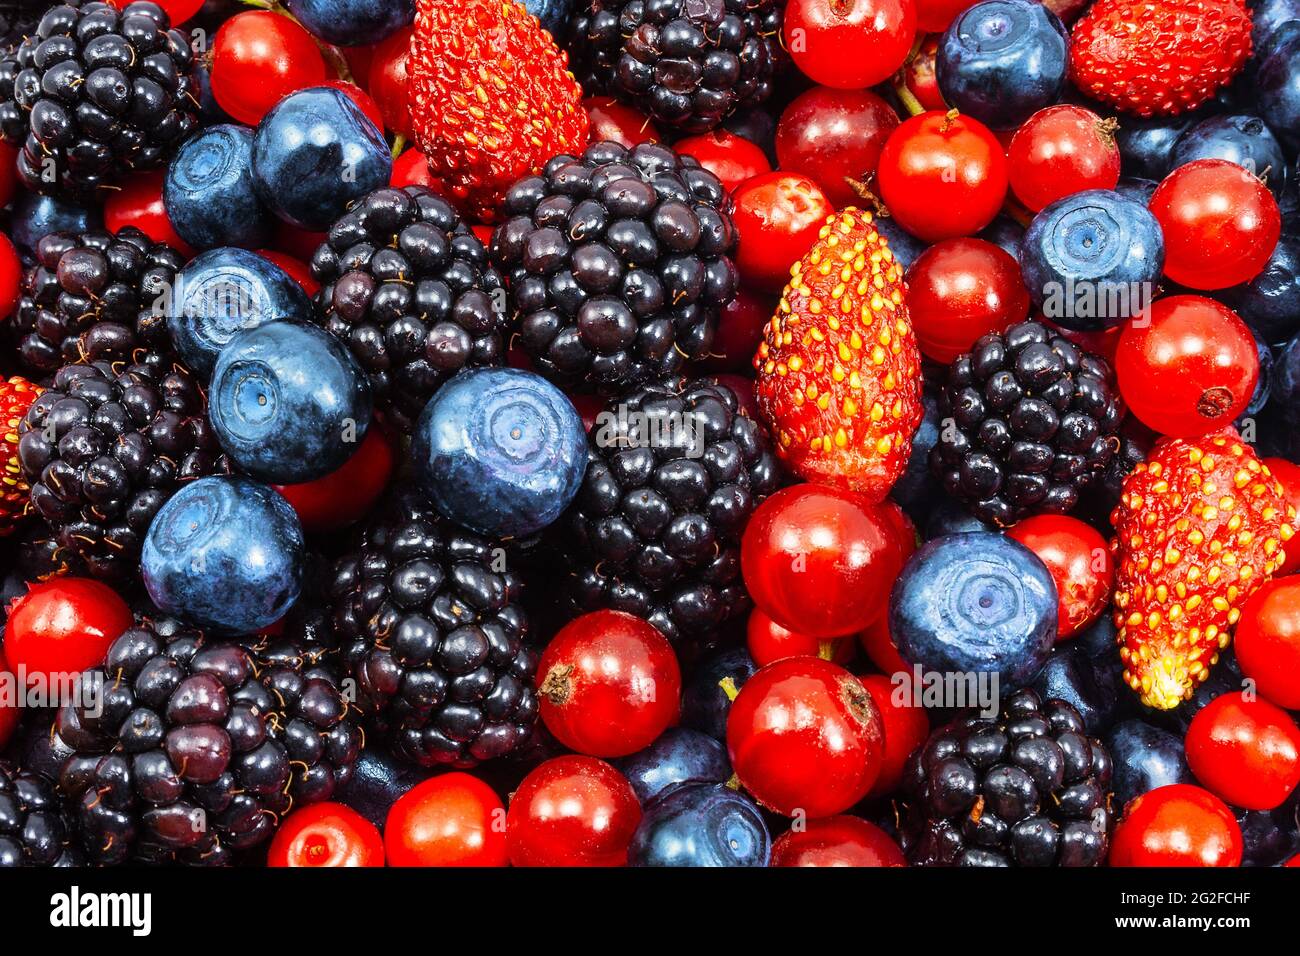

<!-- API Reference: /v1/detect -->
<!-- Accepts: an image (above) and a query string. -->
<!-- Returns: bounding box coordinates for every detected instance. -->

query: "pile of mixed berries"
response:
[1,0,1300,870]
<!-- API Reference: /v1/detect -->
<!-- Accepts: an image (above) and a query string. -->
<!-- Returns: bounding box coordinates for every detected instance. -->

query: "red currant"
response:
[1149,159,1282,290]
[536,610,681,758]
[3,579,132,684]
[210,12,327,127]
[383,773,507,867]
[0,233,21,321]
[1006,515,1113,639]
[255,250,318,296]
[1235,577,1300,710]
[584,97,661,149]
[0,649,18,750]
[0,141,16,210]
[1007,106,1120,212]
[1115,295,1258,438]
[1185,692,1300,810]
[267,803,385,868]
[368,26,414,139]
[907,237,1029,362]
[785,0,918,89]
[270,220,328,262]
[859,673,929,797]
[727,657,885,817]
[1262,457,1300,576]
[391,148,450,193]
[770,815,906,866]
[775,86,899,208]
[746,607,852,666]
[273,423,395,532]
[104,171,192,256]
[1109,784,1242,867]
[110,0,204,23]
[741,484,904,638]
[505,756,642,867]
[858,614,909,674]
[674,129,772,194]
[877,110,1008,242]
[732,172,835,292]
[699,287,775,373]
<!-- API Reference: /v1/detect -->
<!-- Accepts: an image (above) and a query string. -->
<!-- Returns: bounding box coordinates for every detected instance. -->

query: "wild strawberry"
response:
[408,0,589,223]
[1069,0,1253,116]
[1111,430,1294,710]
[753,207,922,501]
[0,376,40,537]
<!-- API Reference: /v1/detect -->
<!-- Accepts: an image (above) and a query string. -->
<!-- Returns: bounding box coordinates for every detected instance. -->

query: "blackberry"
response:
[311,186,508,432]
[0,1,199,198]
[0,6,40,51]
[0,761,82,866]
[560,376,779,642]
[928,321,1123,526]
[11,226,185,376]
[571,0,785,133]
[328,492,539,769]
[17,358,228,582]
[55,618,363,866]
[898,690,1115,867]
[492,141,738,395]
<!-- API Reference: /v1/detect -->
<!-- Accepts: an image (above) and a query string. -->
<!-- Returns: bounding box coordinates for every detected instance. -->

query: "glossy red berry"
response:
[321,80,385,135]
[0,142,16,210]
[3,579,132,683]
[104,171,193,256]
[1110,784,1242,867]
[741,484,905,638]
[1007,514,1113,639]
[1115,296,1258,438]
[699,287,775,372]
[384,773,507,867]
[210,12,328,126]
[770,815,906,866]
[727,657,885,817]
[1185,692,1300,810]
[0,233,20,320]
[746,607,852,667]
[1007,106,1120,211]
[537,610,681,758]
[1235,577,1300,710]
[273,423,395,532]
[506,756,642,867]
[255,250,318,296]
[1262,458,1300,577]
[675,129,772,194]
[899,35,946,112]
[110,0,204,22]
[859,673,929,797]
[732,173,835,292]
[775,86,899,208]
[1149,159,1282,290]
[785,0,918,89]
[267,803,385,868]
[907,237,1029,363]
[0,649,18,749]
[858,614,909,674]
[916,0,977,30]
[584,97,661,149]
[368,26,414,138]
[877,110,1009,242]
[270,220,328,262]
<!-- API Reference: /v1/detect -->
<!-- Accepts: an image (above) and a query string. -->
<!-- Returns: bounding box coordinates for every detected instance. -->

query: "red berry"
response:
[0,233,21,321]
[1262,458,1300,577]
[537,610,681,758]
[583,97,661,149]
[699,287,774,373]
[746,607,852,666]
[390,148,452,194]
[1235,577,1300,710]
[727,657,885,817]
[103,171,193,256]
[858,614,909,674]
[368,26,414,138]
[742,484,905,638]
[505,756,642,867]
[916,0,976,31]
[383,773,507,867]
[770,814,906,866]
[907,237,1029,363]
[270,220,328,262]
[675,129,772,194]
[210,12,328,126]
[273,423,395,532]
[255,250,318,296]
[0,141,17,210]
[775,86,899,208]
[785,0,918,89]
[321,80,385,135]
[267,803,385,867]
[1185,692,1300,810]
[1007,106,1120,211]
[1006,514,1114,639]
[1110,784,1242,867]
[898,35,946,112]
[110,0,204,23]
[858,673,929,797]
[877,111,1008,242]
[3,579,132,683]
[732,173,835,292]
[1149,159,1282,290]
[0,649,18,750]
[1115,295,1258,438]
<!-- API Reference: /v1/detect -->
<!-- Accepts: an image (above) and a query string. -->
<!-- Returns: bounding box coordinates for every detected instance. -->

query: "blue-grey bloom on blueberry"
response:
[165,124,270,250]
[628,783,770,867]
[283,0,414,47]
[522,0,575,35]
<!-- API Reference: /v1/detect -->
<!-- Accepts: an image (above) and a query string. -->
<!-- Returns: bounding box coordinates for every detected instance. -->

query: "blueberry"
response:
[142,476,305,634]
[165,247,315,377]
[1113,176,1158,205]
[1219,236,1300,346]
[890,532,1057,691]
[165,124,270,250]
[892,382,943,515]
[1237,796,1300,867]
[410,367,587,538]
[1030,640,1121,735]
[1019,189,1164,331]
[681,646,756,741]
[628,783,770,866]
[1241,329,1275,421]
[336,747,432,830]
[1103,719,1193,809]
[283,0,414,47]
[1253,0,1300,56]
[1270,332,1300,425]
[1258,30,1300,153]
[7,189,100,259]
[1172,115,1289,201]
[521,0,576,35]
[874,215,927,271]
[193,64,231,126]
[977,214,1025,260]
[936,0,1068,131]
[924,499,993,538]
[1115,113,1196,181]
[251,86,391,231]
[210,320,373,483]
[613,727,731,805]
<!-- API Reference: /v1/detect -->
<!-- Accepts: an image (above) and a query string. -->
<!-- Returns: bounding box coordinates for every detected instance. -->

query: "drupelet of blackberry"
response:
[328,492,539,769]
[928,321,1123,527]
[11,226,185,376]
[311,185,508,432]
[898,690,1115,867]
[570,0,785,133]
[17,358,227,582]
[54,618,363,866]
[0,761,82,867]
[560,376,780,643]
[0,1,199,198]
[492,141,739,395]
